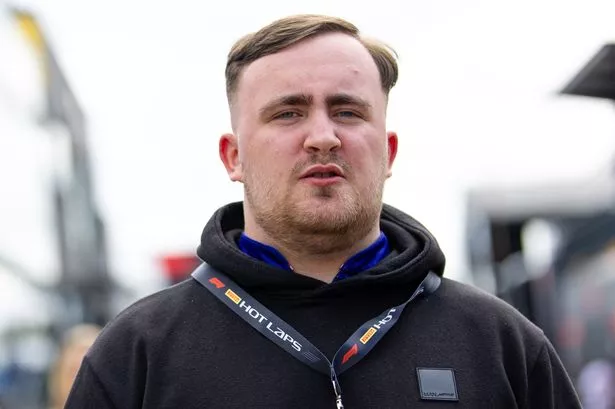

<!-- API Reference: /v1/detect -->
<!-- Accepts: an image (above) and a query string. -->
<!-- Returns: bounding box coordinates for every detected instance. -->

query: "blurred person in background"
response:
[48,324,100,409]
[577,358,615,409]
[64,14,581,408]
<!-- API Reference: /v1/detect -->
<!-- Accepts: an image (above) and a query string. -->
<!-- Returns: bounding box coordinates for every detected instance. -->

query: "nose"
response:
[303,113,341,153]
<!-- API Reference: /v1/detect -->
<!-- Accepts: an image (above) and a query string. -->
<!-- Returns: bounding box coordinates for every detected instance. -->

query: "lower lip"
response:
[301,176,344,187]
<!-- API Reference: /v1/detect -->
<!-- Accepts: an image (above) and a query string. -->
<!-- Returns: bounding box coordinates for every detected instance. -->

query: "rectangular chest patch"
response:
[416,368,459,401]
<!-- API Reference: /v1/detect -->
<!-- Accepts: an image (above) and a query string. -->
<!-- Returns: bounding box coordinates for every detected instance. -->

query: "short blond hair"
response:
[225,14,399,104]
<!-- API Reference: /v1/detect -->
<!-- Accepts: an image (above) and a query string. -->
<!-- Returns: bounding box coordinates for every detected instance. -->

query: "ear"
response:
[219,133,243,182]
[385,131,398,178]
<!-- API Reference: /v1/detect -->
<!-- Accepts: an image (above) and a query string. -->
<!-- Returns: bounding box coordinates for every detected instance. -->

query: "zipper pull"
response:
[330,367,344,409]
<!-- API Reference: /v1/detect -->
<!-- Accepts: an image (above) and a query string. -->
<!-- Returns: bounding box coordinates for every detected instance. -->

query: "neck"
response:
[281,229,381,283]
[244,216,381,283]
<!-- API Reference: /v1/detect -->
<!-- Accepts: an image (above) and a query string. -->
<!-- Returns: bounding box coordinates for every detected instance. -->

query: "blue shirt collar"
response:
[238,232,390,282]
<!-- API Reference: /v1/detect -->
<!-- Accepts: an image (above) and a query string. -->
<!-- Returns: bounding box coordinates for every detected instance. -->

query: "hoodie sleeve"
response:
[527,338,582,409]
[64,358,118,409]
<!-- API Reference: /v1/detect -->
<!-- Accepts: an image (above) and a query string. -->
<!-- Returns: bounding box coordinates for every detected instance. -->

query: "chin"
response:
[300,194,347,210]
[293,199,354,225]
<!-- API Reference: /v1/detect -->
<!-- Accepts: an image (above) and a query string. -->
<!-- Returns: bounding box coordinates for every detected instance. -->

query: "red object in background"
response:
[609,311,615,339]
[557,317,586,349]
[160,254,200,283]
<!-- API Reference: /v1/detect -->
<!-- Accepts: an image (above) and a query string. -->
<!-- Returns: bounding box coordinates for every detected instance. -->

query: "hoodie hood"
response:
[196,202,445,294]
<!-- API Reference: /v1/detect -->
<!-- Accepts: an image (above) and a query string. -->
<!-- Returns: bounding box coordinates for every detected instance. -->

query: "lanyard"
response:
[192,263,441,408]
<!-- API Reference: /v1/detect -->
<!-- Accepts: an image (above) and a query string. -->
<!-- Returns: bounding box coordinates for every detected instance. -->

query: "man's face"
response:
[220,33,397,245]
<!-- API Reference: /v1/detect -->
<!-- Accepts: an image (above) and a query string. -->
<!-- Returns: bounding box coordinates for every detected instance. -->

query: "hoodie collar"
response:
[238,231,390,282]
[196,202,445,294]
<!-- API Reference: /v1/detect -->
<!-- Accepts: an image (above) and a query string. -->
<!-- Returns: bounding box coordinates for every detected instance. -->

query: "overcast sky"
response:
[3,0,615,296]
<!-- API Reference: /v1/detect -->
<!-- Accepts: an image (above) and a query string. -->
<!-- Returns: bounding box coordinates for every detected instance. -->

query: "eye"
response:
[335,110,361,119]
[274,111,301,120]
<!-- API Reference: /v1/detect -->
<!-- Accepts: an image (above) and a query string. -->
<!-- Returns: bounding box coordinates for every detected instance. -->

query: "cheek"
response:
[243,141,291,179]
[348,138,388,168]
[261,134,297,166]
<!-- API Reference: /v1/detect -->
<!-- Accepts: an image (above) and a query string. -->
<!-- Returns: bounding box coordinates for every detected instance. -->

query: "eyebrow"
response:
[259,93,313,118]
[325,93,372,111]
[259,93,372,118]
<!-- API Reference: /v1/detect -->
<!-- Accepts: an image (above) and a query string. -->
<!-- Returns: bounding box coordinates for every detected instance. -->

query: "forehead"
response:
[236,33,384,109]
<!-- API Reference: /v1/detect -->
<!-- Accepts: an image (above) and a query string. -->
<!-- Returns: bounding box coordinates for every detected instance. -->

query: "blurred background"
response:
[1,0,615,407]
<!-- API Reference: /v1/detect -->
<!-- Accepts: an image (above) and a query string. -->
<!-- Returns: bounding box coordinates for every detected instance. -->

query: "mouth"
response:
[299,165,345,187]
[307,172,340,179]
[299,164,344,180]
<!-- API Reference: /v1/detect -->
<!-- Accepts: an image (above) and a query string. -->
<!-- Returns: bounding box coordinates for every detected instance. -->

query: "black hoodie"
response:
[65,203,581,408]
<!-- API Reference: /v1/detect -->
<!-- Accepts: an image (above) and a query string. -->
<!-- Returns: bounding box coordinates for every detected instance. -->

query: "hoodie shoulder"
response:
[431,277,549,369]
[87,279,205,361]
[436,278,543,335]
[74,280,204,409]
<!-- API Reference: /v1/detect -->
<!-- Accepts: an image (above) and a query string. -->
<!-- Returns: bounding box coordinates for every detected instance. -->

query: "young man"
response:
[65,14,581,408]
